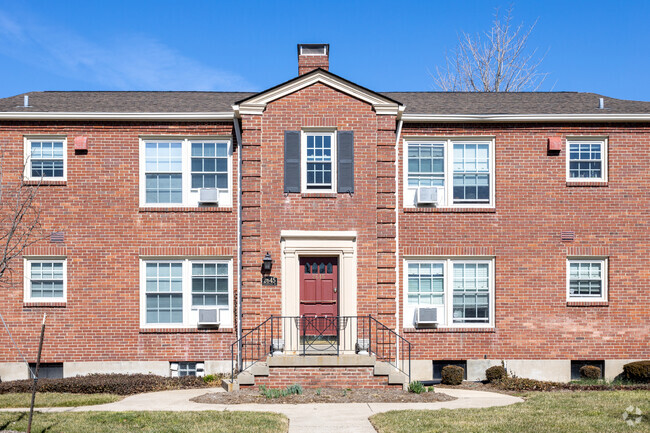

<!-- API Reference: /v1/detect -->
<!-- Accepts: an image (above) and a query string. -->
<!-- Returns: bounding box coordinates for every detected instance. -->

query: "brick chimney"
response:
[297,44,329,75]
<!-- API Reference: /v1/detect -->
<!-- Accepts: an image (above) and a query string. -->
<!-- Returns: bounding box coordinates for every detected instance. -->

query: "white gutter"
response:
[402,113,650,123]
[233,118,243,371]
[0,112,234,121]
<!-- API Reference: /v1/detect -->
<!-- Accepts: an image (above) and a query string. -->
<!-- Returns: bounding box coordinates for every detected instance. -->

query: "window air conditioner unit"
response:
[197,308,220,327]
[199,188,219,205]
[415,307,439,327]
[416,186,443,206]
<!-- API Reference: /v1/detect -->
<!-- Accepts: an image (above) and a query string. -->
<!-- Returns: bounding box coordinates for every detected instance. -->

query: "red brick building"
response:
[0,44,648,386]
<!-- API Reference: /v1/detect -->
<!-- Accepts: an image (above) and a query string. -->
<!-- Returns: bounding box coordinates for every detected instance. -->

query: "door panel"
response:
[300,256,338,336]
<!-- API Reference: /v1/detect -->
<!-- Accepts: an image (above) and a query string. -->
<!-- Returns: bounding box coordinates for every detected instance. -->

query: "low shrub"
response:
[485,365,508,383]
[426,386,435,393]
[408,381,425,394]
[0,374,209,396]
[623,361,650,383]
[492,376,650,392]
[202,374,224,385]
[285,384,303,395]
[259,383,303,399]
[441,365,464,385]
[579,365,602,380]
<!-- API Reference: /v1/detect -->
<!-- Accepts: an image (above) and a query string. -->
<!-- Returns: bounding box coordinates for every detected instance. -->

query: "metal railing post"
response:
[270,315,274,355]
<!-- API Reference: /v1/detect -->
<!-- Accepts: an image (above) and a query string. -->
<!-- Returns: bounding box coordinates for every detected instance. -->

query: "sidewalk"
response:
[0,387,524,433]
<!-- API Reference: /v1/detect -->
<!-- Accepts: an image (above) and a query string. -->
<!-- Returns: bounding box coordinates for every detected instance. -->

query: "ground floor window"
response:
[404,258,494,328]
[170,361,205,377]
[567,258,607,302]
[24,257,67,303]
[140,258,233,328]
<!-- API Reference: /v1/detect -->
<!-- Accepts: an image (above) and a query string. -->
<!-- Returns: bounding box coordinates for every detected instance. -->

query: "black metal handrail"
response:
[231,315,411,383]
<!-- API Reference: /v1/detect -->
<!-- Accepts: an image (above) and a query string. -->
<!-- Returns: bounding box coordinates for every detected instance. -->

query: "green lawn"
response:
[0,393,121,408]
[0,411,288,433]
[370,391,650,433]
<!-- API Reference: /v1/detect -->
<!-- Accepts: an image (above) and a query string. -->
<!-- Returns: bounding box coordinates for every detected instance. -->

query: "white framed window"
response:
[139,137,232,207]
[23,257,67,302]
[404,138,495,207]
[566,258,607,302]
[403,258,495,328]
[139,258,233,328]
[301,131,336,192]
[24,137,67,181]
[566,137,607,182]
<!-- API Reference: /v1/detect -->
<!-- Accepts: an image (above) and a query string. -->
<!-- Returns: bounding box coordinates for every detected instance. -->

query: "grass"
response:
[0,393,122,408]
[370,391,650,433]
[0,411,288,433]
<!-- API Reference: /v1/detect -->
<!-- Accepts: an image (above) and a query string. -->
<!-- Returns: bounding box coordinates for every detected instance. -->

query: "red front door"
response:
[299,257,338,336]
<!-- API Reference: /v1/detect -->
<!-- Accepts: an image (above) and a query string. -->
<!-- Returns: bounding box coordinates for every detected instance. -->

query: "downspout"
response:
[394,116,403,366]
[233,117,243,371]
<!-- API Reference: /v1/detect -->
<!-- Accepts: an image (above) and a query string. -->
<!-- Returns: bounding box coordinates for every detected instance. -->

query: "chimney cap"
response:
[297,43,329,56]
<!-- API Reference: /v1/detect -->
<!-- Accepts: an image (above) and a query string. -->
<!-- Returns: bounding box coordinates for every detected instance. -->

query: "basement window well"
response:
[29,362,63,379]
[571,360,604,380]
[432,360,467,383]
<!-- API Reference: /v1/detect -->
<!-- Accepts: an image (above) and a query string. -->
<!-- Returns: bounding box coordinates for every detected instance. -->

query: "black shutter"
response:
[284,131,301,193]
[337,130,354,193]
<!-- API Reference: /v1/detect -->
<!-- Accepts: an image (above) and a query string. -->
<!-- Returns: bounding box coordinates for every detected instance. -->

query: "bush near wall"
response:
[579,365,602,380]
[0,374,209,395]
[485,366,508,383]
[623,361,650,383]
[441,366,464,385]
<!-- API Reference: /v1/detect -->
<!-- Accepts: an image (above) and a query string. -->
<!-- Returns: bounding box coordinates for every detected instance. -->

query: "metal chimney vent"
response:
[298,44,328,56]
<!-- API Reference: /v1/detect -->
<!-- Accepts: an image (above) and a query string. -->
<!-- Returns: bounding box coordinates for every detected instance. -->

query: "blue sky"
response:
[1,0,649,100]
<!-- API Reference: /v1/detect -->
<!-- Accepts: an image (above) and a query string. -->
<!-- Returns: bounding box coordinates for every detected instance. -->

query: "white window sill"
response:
[404,206,496,213]
[139,206,233,213]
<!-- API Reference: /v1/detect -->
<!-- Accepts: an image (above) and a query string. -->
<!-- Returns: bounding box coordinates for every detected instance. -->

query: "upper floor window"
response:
[567,258,607,302]
[24,257,67,302]
[566,138,607,182]
[404,258,494,328]
[139,138,232,207]
[302,132,336,192]
[404,138,494,208]
[140,258,233,328]
[24,137,67,181]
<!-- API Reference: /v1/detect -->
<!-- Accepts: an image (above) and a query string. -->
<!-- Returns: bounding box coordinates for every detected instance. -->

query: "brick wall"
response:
[398,123,650,360]
[0,121,239,364]
[239,82,398,333]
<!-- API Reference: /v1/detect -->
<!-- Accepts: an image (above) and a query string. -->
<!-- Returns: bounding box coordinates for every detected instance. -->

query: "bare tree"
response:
[0,155,47,282]
[433,7,548,92]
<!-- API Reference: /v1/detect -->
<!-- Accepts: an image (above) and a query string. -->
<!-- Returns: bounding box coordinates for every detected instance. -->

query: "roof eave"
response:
[0,112,235,121]
[401,113,650,122]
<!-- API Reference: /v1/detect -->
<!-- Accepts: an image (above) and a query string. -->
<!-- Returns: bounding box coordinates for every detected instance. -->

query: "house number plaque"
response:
[262,276,277,286]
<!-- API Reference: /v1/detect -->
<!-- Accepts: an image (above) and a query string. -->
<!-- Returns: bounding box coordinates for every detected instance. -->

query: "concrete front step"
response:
[226,355,409,391]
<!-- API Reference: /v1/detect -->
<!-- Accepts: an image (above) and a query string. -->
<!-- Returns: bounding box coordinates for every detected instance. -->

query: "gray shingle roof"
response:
[0,91,254,113]
[381,92,650,115]
[1,90,649,115]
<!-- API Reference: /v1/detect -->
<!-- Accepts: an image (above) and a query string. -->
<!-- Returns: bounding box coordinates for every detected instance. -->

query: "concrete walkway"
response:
[0,387,523,433]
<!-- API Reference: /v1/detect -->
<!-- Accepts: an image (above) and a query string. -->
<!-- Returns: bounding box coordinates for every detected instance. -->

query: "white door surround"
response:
[280,230,357,320]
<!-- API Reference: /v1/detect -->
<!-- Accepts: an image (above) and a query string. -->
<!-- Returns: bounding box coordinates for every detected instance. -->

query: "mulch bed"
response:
[192,388,455,404]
